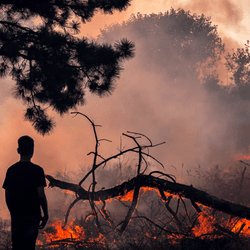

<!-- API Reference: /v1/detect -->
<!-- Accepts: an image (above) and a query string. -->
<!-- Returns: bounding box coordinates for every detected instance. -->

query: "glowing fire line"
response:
[38,187,250,247]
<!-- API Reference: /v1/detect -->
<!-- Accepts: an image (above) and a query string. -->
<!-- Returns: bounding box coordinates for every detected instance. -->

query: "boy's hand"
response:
[38,216,48,229]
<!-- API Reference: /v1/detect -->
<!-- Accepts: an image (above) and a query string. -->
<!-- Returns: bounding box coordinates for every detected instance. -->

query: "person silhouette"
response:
[2,135,48,250]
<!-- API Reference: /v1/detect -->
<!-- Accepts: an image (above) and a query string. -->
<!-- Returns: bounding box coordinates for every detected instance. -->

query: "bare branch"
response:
[122,133,142,175]
[149,171,176,183]
[63,197,82,228]
[239,160,250,167]
[98,139,112,143]
[127,131,153,146]
[119,181,141,234]
[87,183,103,234]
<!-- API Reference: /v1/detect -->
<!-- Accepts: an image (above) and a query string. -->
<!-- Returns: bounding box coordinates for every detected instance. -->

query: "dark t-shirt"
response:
[2,161,46,216]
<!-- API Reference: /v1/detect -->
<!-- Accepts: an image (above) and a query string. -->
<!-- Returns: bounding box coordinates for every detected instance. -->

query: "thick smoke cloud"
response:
[96,10,240,169]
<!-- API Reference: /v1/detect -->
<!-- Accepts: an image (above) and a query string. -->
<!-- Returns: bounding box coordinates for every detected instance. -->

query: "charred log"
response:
[46,174,250,221]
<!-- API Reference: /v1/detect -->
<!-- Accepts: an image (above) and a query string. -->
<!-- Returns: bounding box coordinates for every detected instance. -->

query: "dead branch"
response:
[46,174,250,221]
[71,112,103,233]
[78,142,165,187]
[99,200,115,228]
[239,160,250,167]
[63,197,82,228]
[158,186,182,229]
[119,182,141,234]
[237,166,246,203]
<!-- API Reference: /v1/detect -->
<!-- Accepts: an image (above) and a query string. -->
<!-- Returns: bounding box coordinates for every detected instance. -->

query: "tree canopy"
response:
[225,41,250,100]
[0,0,134,135]
[99,9,224,82]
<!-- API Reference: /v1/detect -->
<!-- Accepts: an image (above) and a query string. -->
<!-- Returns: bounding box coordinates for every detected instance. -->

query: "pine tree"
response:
[0,0,134,135]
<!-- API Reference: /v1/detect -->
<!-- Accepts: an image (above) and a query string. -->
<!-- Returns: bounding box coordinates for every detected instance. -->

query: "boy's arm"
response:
[37,186,49,228]
[5,190,11,212]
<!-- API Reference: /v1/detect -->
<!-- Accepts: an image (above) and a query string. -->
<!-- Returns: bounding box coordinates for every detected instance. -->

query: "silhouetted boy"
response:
[2,135,49,250]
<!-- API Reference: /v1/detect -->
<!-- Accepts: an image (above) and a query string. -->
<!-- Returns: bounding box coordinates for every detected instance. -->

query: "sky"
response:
[1,0,250,219]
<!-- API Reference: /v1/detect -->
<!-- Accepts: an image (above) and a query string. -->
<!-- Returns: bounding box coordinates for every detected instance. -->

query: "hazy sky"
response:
[81,0,250,45]
[1,0,250,219]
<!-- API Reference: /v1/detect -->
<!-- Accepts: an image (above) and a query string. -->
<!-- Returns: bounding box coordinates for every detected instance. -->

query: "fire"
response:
[191,211,250,238]
[37,219,103,248]
[43,220,83,242]
[118,190,134,201]
[62,189,75,195]
[192,211,217,237]
[37,187,250,249]
[231,218,250,235]
[115,187,179,202]
[234,152,250,160]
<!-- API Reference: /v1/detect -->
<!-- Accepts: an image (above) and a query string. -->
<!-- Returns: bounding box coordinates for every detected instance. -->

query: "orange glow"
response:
[38,219,103,247]
[43,220,84,243]
[192,211,217,237]
[230,218,250,236]
[108,187,179,202]
[37,188,250,248]
[234,152,250,160]
[118,190,134,201]
[192,211,250,238]
[62,190,75,195]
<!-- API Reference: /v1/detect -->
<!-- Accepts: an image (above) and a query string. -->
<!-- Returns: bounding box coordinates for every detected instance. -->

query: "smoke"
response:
[132,0,244,34]
[178,0,242,27]
[1,1,250,219]
[95,11,227,167]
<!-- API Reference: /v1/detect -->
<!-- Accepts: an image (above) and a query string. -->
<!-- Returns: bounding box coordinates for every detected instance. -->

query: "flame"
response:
[231,218,250,235]
[37,187,250,248]
[191,211,250,238]
[116,187,179,202]
[192,211,217,237]
[43,220,85,243]
[38,219,103,248]
[118,190,134,201]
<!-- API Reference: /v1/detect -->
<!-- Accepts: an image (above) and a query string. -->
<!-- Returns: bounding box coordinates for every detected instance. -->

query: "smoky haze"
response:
[1,3,250,219]
[96,9,250,169]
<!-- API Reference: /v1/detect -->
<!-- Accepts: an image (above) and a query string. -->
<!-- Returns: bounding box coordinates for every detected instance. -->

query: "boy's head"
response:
[17,136,34,156]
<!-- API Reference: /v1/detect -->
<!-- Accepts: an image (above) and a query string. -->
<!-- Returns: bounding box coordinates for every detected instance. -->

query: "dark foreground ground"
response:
[1,228,250,250]
[35,237,250,250]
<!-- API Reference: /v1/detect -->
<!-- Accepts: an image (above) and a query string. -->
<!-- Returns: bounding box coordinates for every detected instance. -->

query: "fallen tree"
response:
[46,173,250,222]
[45,112,250,235]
